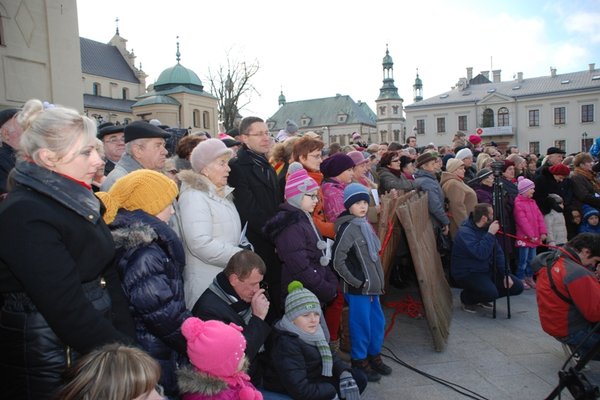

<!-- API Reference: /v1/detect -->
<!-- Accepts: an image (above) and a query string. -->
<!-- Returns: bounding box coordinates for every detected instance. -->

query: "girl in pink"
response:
[513,176,547,289]
[177,317,262,400]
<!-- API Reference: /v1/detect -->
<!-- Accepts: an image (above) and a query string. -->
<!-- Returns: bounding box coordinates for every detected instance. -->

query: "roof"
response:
[406,68,600,109]
[80,37,139,83]
[83,94,137,113]
[132,95,180,107]
[138,85,218,100]
[267,94,376,130]
[155,63,203,91]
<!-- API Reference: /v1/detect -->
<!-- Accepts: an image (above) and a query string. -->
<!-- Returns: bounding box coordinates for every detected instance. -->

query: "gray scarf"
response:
[350,217,381,262]
[275,315,333,377]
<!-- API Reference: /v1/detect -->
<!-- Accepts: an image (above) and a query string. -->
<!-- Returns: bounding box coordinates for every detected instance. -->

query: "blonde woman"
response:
[0,99,134,399]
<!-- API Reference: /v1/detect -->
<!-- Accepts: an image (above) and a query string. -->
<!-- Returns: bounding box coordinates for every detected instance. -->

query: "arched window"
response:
[497,107,509,127]
[193,109,200,127]
[122,88,129,100]
[92,83,101,96]
[203,111,210,129]
[482,108,494,127]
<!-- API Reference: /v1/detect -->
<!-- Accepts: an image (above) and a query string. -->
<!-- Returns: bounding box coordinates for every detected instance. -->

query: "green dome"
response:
[382,49,393,67]
[155,63,203,91]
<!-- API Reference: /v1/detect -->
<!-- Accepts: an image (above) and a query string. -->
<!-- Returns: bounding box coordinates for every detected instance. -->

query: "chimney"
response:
[492,69,501,83]
[517,72,523,83]
[467,67,473,81]
[550,67,557,77]
[590,63,596,72]
[481,71,490,80]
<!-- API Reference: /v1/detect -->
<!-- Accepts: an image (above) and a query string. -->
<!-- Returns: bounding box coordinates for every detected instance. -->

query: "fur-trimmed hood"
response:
[263,202,307,241]
[177,365,228,396]
[178,169,234,200]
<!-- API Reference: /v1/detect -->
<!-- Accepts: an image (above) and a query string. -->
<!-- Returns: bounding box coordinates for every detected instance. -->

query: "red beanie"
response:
[469,135,482,145]
[549,163,570,176]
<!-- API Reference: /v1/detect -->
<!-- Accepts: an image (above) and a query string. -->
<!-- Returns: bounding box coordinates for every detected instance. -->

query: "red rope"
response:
[497,230,561,251]
[378,219,395,256]
[383,295,424,338]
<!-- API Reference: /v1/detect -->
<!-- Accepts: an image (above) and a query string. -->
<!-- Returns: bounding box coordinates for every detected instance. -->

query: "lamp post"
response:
[582,132,588,152]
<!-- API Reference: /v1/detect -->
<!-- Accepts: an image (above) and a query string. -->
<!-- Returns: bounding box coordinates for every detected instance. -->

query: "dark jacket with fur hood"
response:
[263,203,338,305]
[110,209,191,399]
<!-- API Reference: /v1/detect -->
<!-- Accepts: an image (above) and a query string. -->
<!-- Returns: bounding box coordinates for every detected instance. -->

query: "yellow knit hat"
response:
[97,170,178,224]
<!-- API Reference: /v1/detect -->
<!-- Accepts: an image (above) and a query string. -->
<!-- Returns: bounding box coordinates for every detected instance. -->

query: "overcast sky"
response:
[77,0,600,120]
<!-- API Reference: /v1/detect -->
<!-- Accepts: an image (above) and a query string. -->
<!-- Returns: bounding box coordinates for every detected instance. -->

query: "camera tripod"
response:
[490,161,512,319]
[546,323,600,400]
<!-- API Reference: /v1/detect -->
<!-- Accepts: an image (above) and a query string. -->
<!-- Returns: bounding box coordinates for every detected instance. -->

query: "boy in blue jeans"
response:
[332,183,392,382]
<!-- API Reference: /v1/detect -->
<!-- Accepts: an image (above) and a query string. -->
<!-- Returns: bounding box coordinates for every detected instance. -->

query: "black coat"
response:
[228,145,283,317]
[262,328,363,400]
[533,166,572,214]
[0,143,15,194]
[192,272,271,384]
[0,162,135,400]
[110,209,191,399]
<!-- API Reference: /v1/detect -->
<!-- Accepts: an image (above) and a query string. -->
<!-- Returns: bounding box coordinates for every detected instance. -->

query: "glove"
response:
[339,371,360,400]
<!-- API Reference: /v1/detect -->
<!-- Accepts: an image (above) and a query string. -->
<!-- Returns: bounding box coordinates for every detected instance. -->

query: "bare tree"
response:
[206,52,260,131]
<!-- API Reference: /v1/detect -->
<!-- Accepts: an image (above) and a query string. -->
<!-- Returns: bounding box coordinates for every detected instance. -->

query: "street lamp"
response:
[582,132,588,152]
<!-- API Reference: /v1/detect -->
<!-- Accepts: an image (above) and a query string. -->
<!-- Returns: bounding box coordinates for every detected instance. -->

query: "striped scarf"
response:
[276,315,333,377]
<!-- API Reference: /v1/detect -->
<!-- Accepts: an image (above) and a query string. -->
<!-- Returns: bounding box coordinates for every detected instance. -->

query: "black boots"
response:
[351,358,381,382]
[368,354,392,376]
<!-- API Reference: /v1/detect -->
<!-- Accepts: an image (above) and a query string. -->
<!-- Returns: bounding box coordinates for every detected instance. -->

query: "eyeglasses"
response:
[308,154,323,160]
[391,158,400,162]
[104,137,125,144]
[304,194,318,200]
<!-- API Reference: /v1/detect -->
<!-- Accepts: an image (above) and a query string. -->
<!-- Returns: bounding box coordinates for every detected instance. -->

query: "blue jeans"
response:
[517,247,536,279]
[454,270,524,305]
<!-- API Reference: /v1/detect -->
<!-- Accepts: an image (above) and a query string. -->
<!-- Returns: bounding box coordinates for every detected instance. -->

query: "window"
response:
[458,115,467,131]
[497,107,509,127]
[392,105,399,115]
[123,118,131,125]
[582,104,594,123]
[416,119,425,134]
[554,107,566,125]
[379,106,386,116]
[529,141,540,155]
[92,83,101,96]
[554,139,566,151]
[482,108,494,127]
[436,117,446,134]
[202,111,210,129]
[122,88,129,100]
[193,109,200,127]
[529,109,540,127]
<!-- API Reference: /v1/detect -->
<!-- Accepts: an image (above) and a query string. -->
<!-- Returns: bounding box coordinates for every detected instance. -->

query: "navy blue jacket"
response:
[450,216,505,280]
[110,209,191,399]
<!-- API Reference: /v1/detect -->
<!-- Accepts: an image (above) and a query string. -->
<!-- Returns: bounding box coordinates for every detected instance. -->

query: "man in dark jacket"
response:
[228,116,284,321]
[451,203,524,312]
[192,250,271,385]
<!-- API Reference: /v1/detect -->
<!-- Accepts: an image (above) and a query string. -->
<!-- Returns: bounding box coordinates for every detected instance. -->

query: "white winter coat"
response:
[177,170,244,309]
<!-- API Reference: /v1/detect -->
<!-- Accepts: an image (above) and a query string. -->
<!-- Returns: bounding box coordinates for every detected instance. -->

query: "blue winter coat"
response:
[110,209,191,399]
[414,169,450,227]
[450,216,505,280]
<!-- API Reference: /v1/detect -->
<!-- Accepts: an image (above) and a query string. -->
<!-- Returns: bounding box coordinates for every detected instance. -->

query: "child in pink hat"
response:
[177,317,262,400]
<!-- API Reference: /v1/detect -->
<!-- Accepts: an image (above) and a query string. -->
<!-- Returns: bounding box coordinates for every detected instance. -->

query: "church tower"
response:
[413,69,423,102]
[375,45,405,143]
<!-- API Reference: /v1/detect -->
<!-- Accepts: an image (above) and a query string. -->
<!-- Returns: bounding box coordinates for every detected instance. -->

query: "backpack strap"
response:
[545,252,574,305]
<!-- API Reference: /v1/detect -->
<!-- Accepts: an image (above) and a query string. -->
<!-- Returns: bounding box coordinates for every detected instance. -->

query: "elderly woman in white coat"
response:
[178,139,248,309]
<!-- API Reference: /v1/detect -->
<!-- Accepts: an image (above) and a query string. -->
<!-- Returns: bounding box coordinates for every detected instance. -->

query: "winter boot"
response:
[352,358,381,382]
[368,354,392,376]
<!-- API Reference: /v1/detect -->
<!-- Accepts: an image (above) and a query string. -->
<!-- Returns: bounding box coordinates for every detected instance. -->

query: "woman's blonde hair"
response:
[18,99,97,166]
[56,343,160,400]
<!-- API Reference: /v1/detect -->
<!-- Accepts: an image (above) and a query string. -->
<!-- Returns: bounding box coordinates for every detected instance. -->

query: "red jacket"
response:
[535,247,600,338]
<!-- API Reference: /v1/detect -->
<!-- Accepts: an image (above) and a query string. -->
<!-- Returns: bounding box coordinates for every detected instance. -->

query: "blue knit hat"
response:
[343,183,370,210]
[582,204,600,221]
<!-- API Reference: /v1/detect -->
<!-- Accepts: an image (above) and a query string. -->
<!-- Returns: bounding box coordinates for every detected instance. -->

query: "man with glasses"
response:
[101,120,170,190]
[0,108,22,197]
[97,122,125,175]
[451,203,524,313]
[228,116,284,322]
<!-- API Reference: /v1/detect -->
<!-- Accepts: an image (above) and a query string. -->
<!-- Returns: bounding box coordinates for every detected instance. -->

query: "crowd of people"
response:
[1,99,600,400]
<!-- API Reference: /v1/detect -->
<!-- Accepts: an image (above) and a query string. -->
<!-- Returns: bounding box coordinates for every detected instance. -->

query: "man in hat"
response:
[414,151,450,236]
[101,120,170,191]
[97,122,125,176]
[0,108,23,196]
[536,147,566,177]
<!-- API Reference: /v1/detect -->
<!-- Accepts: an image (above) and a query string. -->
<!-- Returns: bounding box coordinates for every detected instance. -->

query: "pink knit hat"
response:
[347,150,369,166]
[517,176,535,195]
[285,162,319,209]
[181,317,246,378]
